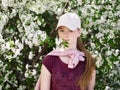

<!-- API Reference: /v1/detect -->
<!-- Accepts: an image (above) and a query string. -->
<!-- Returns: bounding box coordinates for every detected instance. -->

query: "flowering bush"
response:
[0,0,120,90]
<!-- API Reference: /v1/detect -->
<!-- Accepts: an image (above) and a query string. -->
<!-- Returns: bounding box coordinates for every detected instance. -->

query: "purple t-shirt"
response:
[42,55,86,90]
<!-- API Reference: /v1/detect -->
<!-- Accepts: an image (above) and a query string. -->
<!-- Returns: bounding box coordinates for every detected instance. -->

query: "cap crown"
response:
[56,12,81,31]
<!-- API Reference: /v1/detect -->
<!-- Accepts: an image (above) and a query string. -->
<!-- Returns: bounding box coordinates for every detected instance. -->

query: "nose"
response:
[63,32,69,38]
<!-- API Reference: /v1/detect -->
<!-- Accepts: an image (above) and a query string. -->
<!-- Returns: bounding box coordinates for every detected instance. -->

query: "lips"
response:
[63,39,69,42]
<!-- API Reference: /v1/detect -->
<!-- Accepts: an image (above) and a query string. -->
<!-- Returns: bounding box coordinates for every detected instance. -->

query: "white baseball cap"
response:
[56,12,81,31]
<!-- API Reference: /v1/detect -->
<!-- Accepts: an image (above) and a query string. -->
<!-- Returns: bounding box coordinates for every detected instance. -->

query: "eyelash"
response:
[59,30,64,32]
[59,30,73,33]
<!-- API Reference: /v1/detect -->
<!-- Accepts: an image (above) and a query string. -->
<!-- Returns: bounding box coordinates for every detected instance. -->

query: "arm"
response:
[87,69,96,90]
[40,64,51,90]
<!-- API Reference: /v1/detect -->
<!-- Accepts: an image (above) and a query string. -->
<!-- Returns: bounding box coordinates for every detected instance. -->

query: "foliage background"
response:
[0,0,120,90]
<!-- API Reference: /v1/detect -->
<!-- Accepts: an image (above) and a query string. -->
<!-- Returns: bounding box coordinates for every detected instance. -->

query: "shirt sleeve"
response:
[42,55,53,74]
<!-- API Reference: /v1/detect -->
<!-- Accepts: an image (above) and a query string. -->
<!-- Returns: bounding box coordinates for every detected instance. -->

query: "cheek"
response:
[69,34,78,41]
[70,33,78,38]
[71,34,78,40]
[58,33,63,39]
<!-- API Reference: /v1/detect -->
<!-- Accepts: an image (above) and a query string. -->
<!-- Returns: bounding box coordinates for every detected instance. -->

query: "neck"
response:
[62,45,77,51]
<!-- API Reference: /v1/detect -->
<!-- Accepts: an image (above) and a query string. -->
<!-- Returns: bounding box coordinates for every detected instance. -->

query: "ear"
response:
[77,28,82,37]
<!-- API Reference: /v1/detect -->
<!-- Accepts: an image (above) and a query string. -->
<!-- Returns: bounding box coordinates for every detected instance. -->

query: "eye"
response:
[58,29,64,32]
[70,30,73,32]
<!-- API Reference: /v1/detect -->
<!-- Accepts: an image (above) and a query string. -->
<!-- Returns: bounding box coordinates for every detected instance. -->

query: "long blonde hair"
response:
[77,37,96,90]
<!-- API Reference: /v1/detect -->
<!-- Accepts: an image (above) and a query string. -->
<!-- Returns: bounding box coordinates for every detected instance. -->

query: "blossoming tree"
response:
[0,0,120,90]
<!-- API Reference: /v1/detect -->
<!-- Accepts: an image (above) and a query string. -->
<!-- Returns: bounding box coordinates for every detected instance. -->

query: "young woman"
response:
[35,12,96,90]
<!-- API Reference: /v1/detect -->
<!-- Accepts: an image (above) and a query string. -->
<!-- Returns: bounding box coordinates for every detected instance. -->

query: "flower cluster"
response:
[0,0,120,89]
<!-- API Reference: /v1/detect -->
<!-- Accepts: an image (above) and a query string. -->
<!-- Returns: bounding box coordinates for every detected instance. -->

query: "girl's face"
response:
[57,26,81,50]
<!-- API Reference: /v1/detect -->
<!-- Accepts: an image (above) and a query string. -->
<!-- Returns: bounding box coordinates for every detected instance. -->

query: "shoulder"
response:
[42,55,59,65]
[42,55,58,74]
[43,55,58,61]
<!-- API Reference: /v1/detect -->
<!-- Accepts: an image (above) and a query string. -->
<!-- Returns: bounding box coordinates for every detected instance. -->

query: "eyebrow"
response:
[58,27,64,30]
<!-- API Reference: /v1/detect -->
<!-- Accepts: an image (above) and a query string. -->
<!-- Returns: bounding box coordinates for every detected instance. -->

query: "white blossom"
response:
[95,55,103,68]
[109,31,115,39]
[82,29,88,37]
[2,0,15,7]
[25,39,33,48]
[55,37,63,48]
[0,0,119,89]
[6,84,10,88]
[0,33,3,39]
[2,64,7,72]
[35,63,39,67]
[114,49,119,56]
[32,69,36,75]
[105,50,113,56]
[40,31,47,41]
[24,71,29,78]
[4,71,12,81]
[27,1,46,14]
[32,33,40,46]
[37,19,42,26]
[113,61,119,65]
[32,38,39,46]
[15,39,24,50]
[27,33,34,40]
[90,42,96,49]
[9,9,17,18]
[1,0,8,8]
[0,85,2,90]
[38,46,42,52]
[25,64,29,70]
[0,13,9,33]
[105,86,110,90]
[11,48,21,58]
[0,38,5,44]
[77,0,82,5]
[0,60,3,67]
[118,56,120,60]
[5,42,10,50]
[17,85,26,90]
[98,15,106,23]
[95,32,104,39]
[99,38,103,43]
[56,8,63,15]
[94,50,99,55]
[1,44,6,52]
[28,51,34,60]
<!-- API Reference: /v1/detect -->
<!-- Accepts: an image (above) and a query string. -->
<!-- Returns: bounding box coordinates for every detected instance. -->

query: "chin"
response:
[64,47,74,50]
